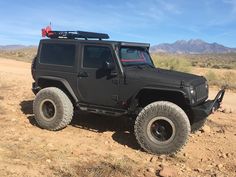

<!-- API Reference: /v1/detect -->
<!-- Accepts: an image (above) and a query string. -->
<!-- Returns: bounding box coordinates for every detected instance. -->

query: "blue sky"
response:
[0,0,236,47]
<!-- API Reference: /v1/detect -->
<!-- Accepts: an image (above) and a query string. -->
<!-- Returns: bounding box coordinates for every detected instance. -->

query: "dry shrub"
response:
[205,71,217,83]
[152,54,191,72]
[205,71,236,89]
[76,161,132,177]
[0,48,37,62]
[51,156,135,177]
[222,72,236,86]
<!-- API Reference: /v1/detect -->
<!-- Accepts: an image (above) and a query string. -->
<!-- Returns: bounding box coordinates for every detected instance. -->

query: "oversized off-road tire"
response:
[33,87,73,131]
[191,118,207,133]
[134,101,190,154]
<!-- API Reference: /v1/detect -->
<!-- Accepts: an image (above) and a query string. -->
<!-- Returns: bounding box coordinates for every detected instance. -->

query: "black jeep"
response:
[31,29,225,154]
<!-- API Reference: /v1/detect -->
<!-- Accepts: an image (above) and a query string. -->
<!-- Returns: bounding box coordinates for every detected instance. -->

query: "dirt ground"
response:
[0,58,235,177]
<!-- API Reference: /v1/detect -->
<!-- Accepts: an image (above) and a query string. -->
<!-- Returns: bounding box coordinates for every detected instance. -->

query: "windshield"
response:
[119,47,154,67]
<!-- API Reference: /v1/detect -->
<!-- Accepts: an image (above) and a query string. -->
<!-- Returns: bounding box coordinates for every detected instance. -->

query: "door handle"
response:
[78,71,88,77]
[110,71,118,76]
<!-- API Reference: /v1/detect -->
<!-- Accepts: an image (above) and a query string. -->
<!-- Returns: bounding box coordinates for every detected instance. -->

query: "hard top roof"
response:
[40,38,150,48]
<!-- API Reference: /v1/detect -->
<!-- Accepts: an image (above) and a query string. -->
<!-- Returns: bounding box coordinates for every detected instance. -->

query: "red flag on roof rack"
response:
[41,25,54,37]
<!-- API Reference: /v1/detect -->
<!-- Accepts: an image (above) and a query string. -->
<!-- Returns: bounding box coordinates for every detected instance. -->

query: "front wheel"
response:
[134,101,190,154]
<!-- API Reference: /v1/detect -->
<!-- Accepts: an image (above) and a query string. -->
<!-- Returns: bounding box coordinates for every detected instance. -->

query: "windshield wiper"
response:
[126,65,143,69]
[138,63,155,68]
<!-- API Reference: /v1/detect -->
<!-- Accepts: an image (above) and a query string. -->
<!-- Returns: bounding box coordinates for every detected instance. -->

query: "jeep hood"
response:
[125,67,206,87]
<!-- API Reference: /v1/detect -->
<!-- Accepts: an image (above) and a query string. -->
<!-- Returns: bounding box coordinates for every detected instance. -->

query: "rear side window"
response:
[40,43,75,66]
[83,46,113,68]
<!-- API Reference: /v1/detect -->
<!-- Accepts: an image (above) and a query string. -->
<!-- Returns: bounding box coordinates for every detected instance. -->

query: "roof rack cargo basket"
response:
[42,26,109,40]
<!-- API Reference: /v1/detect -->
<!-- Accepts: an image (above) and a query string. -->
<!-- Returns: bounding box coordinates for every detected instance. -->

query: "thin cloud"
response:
[223,0,236,12]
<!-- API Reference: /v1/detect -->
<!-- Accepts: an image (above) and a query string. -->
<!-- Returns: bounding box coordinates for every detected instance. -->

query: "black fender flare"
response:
[37,76,78,103]
[135,86,187,97]
[130,86,188,107]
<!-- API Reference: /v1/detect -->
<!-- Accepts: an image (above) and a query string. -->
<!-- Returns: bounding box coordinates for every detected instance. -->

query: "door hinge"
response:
[112,95,119,101]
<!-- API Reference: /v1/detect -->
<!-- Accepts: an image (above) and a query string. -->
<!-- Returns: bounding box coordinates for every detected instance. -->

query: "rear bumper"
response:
[32,82,40,95]
[192,88,225,120]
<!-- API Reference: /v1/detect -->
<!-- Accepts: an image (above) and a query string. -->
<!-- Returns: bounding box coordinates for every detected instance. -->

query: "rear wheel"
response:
[33,87,74,131]
[134,101,190,154]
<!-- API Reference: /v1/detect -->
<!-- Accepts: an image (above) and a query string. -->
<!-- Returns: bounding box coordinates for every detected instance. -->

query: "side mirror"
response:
[103,61,115,71]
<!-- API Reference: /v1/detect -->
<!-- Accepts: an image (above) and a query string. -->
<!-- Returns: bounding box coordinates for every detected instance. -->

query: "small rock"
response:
[146,167,156,173]
[221,108,227,113]
[185,167,191,172]
[46,159,51,163]
[149,156,155,162]
[18,138,23,141]
[47,143,53,148]
[211,173,217,177]
[221,153,227,159]
[194,168,204,173]
[0,96,4,100]
[159,165,177,177]
[104,141,109,145]
[207,157,211,161]
[207,165,213,170]
[216,164,223,170]
[10,128,15,132]
[195,131,202,135]
[201,125,211,133]
[168,154,176,158]
[226,153,230,157]
[216,129,225,134]
[13,159,21,162]
[221,108,233,114]
[159,155,166,160]
[218,152,230,159]
[179,163,185,169]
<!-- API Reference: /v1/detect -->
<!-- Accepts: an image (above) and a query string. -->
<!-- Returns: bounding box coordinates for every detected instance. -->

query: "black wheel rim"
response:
[147,117,175,144]
[41,100,56,120]
[151,120,173,141]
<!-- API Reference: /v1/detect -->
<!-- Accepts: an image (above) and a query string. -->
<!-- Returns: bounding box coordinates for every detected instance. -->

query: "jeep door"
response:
[77,43,120,107]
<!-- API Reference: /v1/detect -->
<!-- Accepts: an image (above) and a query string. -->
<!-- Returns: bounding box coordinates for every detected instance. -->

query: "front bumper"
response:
[192,88,225,120]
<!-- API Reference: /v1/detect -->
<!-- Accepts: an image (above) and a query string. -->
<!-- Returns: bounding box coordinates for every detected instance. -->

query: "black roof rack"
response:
[42,28,109,40]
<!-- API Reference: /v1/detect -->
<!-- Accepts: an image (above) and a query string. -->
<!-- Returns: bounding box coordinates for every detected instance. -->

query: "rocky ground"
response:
[0,58,235,177]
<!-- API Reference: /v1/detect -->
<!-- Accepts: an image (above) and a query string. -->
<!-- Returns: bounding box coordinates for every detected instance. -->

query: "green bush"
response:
[205,71,217,83]
[151,54,191,72]
[222,72,236,87]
